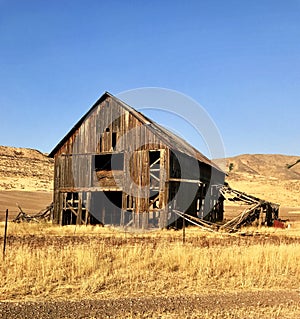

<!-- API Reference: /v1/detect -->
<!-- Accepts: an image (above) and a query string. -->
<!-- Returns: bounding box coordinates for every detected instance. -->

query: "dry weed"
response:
[1,223,300,301]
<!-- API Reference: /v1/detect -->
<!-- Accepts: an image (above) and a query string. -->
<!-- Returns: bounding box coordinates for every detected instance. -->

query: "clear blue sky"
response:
[1,0,300,157]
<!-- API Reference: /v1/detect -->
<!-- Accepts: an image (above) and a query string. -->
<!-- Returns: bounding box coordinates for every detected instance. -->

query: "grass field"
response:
[1,223,300,318]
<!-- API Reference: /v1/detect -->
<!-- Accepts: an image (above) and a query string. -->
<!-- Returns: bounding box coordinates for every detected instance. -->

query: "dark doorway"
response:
[90,191,122,225]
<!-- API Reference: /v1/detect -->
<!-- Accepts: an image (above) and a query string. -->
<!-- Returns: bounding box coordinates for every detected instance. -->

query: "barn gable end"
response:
[50,92,225,228]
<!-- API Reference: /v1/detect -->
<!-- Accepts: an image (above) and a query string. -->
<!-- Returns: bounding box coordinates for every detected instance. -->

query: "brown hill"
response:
[226,154,300,180]
[0,146,53,219]
[225,154,300,207]
[0,145,53,191]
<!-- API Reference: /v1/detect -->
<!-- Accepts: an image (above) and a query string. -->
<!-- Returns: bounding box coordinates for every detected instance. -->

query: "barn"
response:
[49,92,225,229]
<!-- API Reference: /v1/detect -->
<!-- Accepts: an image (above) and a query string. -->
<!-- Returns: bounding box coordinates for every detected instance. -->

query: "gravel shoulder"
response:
[1,290,299,319]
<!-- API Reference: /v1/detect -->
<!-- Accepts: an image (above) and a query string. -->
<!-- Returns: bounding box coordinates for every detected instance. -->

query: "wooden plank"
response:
[142,211,148,229]
[160,148,169,227]
[169,178,203,184]
[77,193,82,225]
[59,193,64,225]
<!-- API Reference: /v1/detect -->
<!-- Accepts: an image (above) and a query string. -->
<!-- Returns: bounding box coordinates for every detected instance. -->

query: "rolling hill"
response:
[0,146,53,218]
[0,146,299,220]
[225,154,300,207]
[0,145,53,192]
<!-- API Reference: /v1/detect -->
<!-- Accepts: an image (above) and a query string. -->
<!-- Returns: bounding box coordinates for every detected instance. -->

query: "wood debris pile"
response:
[13,203,53,223]
[219,184,279,231]
[174,184,280,234]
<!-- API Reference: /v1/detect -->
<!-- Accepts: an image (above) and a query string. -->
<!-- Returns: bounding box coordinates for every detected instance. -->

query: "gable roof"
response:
[49,92,223,172]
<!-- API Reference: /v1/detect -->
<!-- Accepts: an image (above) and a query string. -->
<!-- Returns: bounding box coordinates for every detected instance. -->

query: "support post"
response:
[3,209,8,260]
[77,193,82,225]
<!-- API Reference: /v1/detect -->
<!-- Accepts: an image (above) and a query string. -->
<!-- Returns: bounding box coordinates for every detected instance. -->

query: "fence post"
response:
[3,209,8,260]
[182,216,186,244]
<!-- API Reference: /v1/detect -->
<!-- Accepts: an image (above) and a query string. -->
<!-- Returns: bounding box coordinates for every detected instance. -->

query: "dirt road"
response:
[0,290,299,318]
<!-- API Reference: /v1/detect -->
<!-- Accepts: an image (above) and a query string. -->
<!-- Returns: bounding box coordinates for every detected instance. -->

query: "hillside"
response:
[0,145,53,192]
[0,146,53,218]
[226,154,300,207]
[226,154,300,180]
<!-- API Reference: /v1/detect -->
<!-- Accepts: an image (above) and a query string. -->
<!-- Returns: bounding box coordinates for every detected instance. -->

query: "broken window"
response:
[94,153,124,171]
[99,128,118,152]
[149,151,160,190]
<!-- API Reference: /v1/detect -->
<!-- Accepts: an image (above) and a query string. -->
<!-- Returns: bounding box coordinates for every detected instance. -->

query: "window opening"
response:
[94,153,124,171]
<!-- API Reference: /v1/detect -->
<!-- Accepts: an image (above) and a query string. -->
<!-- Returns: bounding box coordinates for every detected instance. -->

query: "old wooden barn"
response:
[49,92,225,228]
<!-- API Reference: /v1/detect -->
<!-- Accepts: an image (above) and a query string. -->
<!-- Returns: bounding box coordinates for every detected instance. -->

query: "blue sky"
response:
[1,0,300,157]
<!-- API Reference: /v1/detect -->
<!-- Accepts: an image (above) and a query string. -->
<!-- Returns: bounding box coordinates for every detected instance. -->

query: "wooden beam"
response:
[66,203,78,217]
[150,157,160,168]
[169,178,203,184]
[76,193,82,225]
[150,172,160,181]
[59,186,122,192]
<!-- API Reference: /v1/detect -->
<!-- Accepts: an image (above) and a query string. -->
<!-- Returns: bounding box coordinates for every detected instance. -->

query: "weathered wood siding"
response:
[55,97,166,157]
[53,97,170,225]
[52,94,225,227]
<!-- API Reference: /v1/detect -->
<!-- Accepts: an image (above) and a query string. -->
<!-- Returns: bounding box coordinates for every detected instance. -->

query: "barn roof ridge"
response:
[49,91,222,171]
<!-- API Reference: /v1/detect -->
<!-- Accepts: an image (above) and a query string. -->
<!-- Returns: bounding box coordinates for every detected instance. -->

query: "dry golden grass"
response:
[1,223,300,303]
[227,178,300,207]
[4,219,300,236]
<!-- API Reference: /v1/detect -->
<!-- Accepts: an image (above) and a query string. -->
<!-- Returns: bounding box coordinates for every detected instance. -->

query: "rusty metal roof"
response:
[49,92,223,172]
